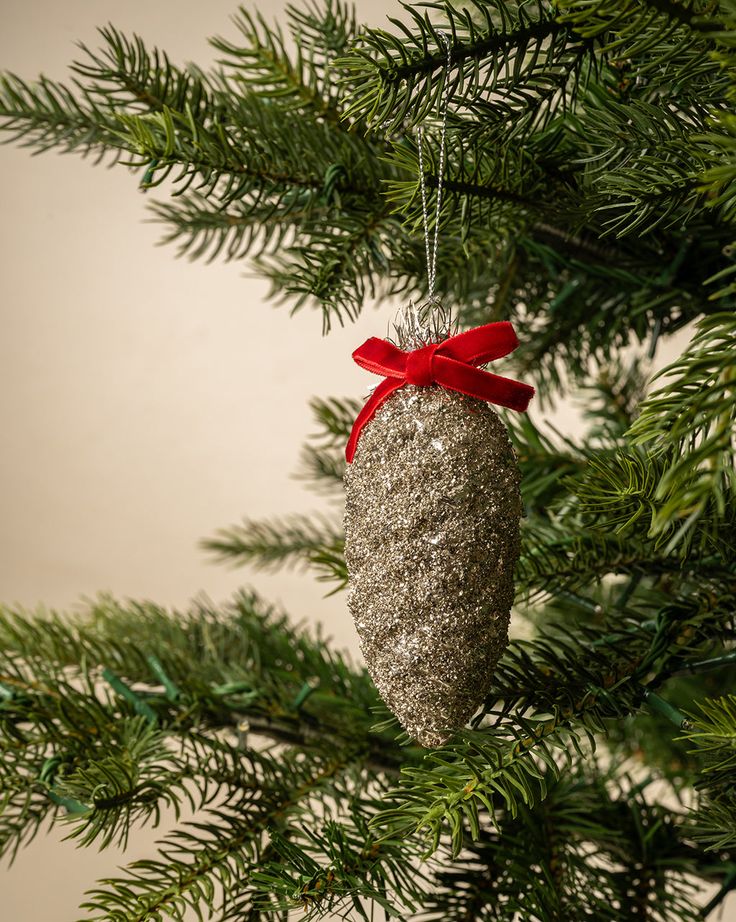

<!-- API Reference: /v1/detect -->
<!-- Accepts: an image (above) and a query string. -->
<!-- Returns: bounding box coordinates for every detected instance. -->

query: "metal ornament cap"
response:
[344,384,521,748]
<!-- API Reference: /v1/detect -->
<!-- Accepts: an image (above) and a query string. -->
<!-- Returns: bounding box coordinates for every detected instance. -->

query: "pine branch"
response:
[0,592,433,918]
[0,23,408,329]
[201,514,346,587]
[338,1,588,131]
[78,749,351,922]
[556,0,727,56]
[0,592,399,762]
[454,34,597,147]
[574,453,735,564]
[147,193,304,263]
[701,868,736,918]
[4,7,735,360]
[0,773,57,866]
[295,445,346,493]
[571,90,726,237]
[0,25,217,162]
[248,808,431,919]
[371,585,733,856]
[71,25,215,117]
[516,517,733,599]
[210,2,358,122]
[0,72,131,159]
[682,696,736,851]
[0,664,262,856]
[627,312,736,544]
[696,117,736,221]
[308,396,363,442]
[506,413,588,511]
[425,770,704,921]
[581,357,649,438]
[254,209,400,326]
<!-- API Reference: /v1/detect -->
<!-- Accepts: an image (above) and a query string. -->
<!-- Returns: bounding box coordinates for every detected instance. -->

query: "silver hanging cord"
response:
[416,32,452,303]
[389,32,455,350]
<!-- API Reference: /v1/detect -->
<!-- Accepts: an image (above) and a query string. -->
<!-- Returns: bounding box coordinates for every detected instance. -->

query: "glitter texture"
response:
[344,385,522,748]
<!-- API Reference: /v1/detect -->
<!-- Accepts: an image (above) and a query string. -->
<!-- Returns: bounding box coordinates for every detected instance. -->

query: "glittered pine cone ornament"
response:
[343,306,535,748]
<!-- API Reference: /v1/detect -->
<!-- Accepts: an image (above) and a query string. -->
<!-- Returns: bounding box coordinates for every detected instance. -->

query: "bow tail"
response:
[435,355,535,412]
[345,377,405,462]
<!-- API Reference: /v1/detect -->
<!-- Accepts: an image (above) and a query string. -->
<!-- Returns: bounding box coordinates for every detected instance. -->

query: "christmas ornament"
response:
[343,36,534,747]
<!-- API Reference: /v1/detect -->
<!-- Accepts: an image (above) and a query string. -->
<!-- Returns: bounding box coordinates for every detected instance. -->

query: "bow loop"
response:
[346,321,534,462]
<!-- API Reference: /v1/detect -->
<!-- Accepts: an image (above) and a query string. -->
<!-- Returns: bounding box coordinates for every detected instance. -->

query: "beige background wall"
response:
[0,2,731,919]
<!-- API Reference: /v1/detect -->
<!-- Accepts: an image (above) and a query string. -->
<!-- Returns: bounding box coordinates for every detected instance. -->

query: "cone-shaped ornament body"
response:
[344,385,521,747]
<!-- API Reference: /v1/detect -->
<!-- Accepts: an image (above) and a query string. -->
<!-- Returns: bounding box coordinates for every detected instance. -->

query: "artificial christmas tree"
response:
[1,1,735,919]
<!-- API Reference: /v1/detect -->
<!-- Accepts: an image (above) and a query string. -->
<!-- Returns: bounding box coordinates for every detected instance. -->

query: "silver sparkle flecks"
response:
[343,386,522,748]
[389,297,458,351]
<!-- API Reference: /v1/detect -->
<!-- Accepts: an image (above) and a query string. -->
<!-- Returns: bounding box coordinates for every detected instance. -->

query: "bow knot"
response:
[346,320,535,462]
[405,342,439,387]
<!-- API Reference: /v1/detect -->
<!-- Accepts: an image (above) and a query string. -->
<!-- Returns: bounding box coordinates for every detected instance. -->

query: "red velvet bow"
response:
[346,321,535,462]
